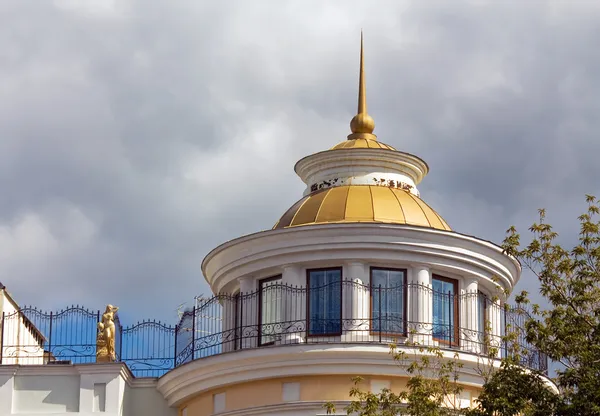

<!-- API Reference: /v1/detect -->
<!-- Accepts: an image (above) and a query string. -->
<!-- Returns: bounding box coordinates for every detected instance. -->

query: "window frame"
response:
[369,267,408,337]
[432,274,460,346]
[306,267,343,337]
[477,289,489,353]
[258,275,283,346]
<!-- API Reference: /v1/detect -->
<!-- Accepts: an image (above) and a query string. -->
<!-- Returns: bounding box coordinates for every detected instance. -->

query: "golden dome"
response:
[330,138,396,150]
[274,185,451,231]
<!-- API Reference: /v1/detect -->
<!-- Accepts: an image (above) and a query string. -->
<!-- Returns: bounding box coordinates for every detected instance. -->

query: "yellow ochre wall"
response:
[179,375,480,415]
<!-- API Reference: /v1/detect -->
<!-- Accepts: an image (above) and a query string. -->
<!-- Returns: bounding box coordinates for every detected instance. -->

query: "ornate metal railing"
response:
[0,282,548,377]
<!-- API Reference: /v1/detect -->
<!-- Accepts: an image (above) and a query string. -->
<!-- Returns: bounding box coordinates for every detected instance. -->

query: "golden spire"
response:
[348,31,376,141]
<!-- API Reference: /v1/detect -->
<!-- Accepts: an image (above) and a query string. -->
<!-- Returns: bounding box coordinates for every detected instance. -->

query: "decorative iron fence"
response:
[1,282,548,378]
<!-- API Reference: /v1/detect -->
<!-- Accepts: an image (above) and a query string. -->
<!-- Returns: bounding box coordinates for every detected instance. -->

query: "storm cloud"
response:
[1,0,599,322]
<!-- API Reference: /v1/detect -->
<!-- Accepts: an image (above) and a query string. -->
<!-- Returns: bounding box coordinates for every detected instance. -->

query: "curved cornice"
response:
[294,148,429,187]
[201,223,520,294]
[157,344,496,407]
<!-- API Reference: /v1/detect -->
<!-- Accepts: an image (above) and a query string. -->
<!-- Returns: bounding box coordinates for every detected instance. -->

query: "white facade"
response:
[0,363,176,416]
[294,148,428,197]
[1,285,46,366]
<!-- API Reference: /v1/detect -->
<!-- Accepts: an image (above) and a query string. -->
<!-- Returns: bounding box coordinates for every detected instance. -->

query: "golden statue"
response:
[96,304,119,363]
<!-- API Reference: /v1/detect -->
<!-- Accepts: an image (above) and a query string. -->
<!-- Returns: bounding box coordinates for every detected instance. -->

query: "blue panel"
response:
[371,269,405,334]
[308,269,342,335]
[432,277,457,344]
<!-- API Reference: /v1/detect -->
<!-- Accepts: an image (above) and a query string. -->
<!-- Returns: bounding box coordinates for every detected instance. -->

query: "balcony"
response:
[1,282,547,377]
[177,281,547,375]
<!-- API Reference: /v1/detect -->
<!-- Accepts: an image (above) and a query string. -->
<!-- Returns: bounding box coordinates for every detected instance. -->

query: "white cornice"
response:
[11,364,79,377]
[202,224,520,294]
[0,365,18,377]
[2,362,156,389]
[157,343,499,407]
[294,148,429,185]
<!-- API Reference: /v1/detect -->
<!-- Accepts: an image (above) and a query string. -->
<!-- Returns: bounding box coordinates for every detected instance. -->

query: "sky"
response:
[1,0,599,325]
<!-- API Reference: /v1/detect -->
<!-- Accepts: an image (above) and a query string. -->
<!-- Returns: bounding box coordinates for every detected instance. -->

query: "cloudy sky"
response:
[1,0,599,324]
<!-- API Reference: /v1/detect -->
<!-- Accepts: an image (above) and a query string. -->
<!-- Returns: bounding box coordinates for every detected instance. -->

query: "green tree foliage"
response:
[466,361,560,416]
[499,195,600,415]
[327,195,600,415]
[324,344,468,415]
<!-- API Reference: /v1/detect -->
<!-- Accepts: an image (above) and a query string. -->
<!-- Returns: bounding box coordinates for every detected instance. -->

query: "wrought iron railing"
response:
[0,282,548,377]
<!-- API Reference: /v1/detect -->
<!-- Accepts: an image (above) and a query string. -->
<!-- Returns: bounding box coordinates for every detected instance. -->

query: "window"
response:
[478,291,488,352]
[259,276,282,345]
[432,275,459,345]
[307,268,342,336]
[371,268,406,335]
[478,291,487,335]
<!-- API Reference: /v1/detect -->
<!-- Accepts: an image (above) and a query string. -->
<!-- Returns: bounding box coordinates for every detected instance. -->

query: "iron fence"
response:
[1,282,548,378]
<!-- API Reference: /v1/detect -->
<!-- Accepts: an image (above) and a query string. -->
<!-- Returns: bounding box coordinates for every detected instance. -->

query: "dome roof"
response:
[274,185,451,231]
[330,138,396,150]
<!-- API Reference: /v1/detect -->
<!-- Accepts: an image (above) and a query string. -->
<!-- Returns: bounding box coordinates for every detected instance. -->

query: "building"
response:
[0,36,550,416]
[157,35,549,415]
[0,282,46,365]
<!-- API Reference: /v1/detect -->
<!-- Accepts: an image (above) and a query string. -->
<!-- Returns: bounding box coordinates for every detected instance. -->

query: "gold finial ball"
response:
[350,113,375,134]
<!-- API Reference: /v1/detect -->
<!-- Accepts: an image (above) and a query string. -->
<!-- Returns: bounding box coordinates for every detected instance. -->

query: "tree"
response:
[466,360,560,416]
[499,195,600,415]
[324,343,468,416]
[328,195,600,415]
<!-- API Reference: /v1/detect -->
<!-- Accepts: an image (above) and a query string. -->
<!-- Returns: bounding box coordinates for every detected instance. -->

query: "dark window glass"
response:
[478,291,487,336]
[259,276,282,345]
[308,268,342,336]
[371,268,406,335]
[432,276,458,344]
[478,291,488,351]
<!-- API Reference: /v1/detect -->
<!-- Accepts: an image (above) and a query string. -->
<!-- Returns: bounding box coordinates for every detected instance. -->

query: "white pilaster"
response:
[221,296,235,353]
[280,265,304,345]
[343,262,368,341]
[412,265,432,345]
[282,265,303,287]
[462,278,481,353]
[488,298,504,357]
[239,276,256,294]
[238,276,258,349]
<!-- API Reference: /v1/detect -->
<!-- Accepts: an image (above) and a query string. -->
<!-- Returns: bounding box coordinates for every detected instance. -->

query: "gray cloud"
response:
[1,0,598,320]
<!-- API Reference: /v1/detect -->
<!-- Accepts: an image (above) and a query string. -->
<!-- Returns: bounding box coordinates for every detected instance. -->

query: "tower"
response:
[158,34,545,416]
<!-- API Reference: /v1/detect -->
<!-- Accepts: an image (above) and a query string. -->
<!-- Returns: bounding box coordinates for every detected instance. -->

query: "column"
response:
[220,295,235,353]
[343,262,368,342]
[238,276,258,349]
[411,265,432,346]
[280,265,304,345]
[463,278,481,353]
[488,298,503,358]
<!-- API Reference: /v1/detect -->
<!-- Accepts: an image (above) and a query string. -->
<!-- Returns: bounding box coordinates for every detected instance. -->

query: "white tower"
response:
[158,34,537,416]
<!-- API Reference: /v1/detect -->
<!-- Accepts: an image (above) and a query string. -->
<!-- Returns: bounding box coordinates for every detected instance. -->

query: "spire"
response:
[348,30,376,141]
[357,30,367,115]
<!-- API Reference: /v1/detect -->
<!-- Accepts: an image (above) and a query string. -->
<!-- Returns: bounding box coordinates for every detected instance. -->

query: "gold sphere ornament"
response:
[350,112,375,134]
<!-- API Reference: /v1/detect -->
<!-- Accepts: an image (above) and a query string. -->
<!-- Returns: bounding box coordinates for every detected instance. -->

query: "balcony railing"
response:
[1,282,547,377]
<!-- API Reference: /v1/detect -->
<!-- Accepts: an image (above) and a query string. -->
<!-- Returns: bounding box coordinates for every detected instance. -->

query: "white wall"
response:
[125,381,176,416]
[1,289,46,365]
[0,363,176,416]
[13,375,80,413]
